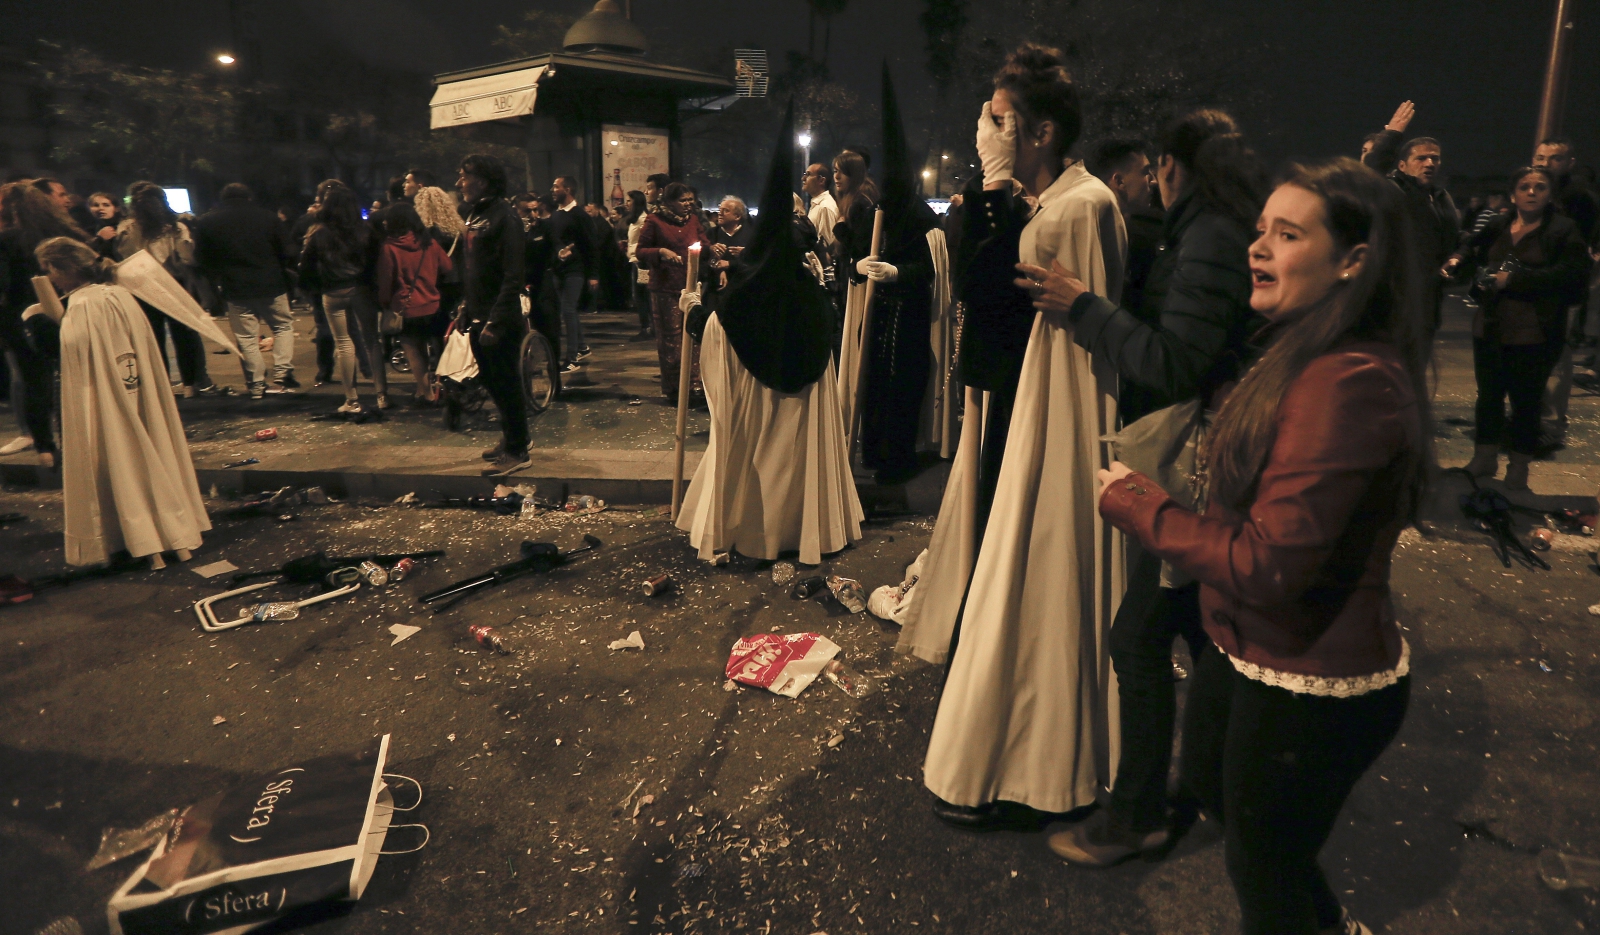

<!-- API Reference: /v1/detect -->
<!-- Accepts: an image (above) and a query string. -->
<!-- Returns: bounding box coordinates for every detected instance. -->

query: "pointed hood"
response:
[715,99,835,393]
[877,61,936,255]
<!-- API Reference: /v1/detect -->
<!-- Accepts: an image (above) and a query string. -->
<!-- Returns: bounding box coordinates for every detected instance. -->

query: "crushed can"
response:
[254,428,278,441]
[470,623,509,654]
[643,573,674,597]
[790,575,827,600]
[251,601,301,622]
[389,557,415,582]
[1530,527,1555,551]
[358,560,389,587]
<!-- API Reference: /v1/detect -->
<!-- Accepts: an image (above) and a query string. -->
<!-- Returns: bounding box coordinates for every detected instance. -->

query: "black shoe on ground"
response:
[191,382,235,397]
[481,450,532,476]
[575,346,593,361]
[560,362,582,375]
[931,798,1005,831]
[277,373,301,389]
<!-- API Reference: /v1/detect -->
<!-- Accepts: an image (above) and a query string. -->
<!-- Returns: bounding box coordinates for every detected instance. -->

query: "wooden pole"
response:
[849,208,886,457]
[671,242,702,520]
[1535,0,1577,147]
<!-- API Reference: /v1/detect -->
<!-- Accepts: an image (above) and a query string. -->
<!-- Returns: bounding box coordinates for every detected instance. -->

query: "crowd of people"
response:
[1,34,1598,934]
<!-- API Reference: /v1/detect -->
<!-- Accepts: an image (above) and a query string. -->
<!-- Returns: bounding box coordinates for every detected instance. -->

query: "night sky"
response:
[10,0,1596,182]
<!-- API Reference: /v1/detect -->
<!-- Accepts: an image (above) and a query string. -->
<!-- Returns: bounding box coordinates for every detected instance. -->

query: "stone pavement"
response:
[1,308,715,502]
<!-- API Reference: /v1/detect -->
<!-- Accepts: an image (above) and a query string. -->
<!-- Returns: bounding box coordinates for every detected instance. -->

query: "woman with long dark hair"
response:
[1098,158,1430,934]
[115,182,222,396]
[300,183,380,413]
[0,181,86,464]
[86,191,123,258]
[1018,107,1265,864]
[1449,165,1591,489]
[636,181,713,402]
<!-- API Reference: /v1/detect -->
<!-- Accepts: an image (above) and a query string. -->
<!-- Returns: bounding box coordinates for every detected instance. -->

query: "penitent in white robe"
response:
[921,163,1129,814]
[677,314,864,565]
[60,283,210,565]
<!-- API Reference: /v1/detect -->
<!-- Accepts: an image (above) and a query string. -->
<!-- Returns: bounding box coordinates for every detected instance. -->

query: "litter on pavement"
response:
[608,630,646,651]
[389,623,422,646]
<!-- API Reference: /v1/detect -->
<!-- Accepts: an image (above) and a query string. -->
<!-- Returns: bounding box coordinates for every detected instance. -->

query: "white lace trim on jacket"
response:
[1224,639,1410,698]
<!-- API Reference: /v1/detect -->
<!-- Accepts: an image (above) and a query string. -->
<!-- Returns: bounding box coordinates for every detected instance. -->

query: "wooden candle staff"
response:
[671,242,702,521]
[847,207,885,454]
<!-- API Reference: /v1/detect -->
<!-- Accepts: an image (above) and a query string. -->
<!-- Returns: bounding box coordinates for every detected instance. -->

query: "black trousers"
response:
[1107,545,1207,833]
[139,300,209,388]
[1473,334,1563,455]
[1181,646,1409,934]
[0,324,55,453]
[860,296,931,477]
[470,318,529,455]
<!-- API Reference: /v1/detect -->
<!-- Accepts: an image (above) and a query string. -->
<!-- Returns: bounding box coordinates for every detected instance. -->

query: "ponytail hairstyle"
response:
[35,235,116,285]
[992,43,1082,166]
[1155,109,1267,234]
[126,181,178,240]
[1205,158,1432,516]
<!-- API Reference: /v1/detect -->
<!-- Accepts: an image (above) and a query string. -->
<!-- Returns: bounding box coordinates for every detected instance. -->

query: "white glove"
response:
[976,101,1017,188]
[678,288,702,315]
[856,257,898,283]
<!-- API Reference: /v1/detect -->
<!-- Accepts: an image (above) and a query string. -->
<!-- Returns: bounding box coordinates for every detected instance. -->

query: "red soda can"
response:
[255,428,278,441]
[642,573,673,596]
[470,624,509,654]
[390,557,415,582]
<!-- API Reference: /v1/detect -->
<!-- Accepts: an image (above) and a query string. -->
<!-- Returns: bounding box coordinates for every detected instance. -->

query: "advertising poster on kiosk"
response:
[601,124,670,205]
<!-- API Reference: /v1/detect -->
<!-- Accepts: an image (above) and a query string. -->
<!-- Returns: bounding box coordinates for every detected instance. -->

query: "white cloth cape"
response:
[114,250,241,357]
[677,314,864,565]
[60,283,210,565]
[922,163,1129,813]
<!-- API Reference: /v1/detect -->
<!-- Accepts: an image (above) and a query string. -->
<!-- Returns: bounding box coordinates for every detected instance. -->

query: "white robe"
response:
[677,314,864,565]
[60,283,210,565]
[922,163,1129,813]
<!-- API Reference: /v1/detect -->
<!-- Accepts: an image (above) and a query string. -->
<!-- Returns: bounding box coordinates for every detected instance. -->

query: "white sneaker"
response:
[336,400,363,415]
[0,436,31,456]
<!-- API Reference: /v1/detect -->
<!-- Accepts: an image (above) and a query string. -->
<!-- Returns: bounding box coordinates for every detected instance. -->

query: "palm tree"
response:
[806,0,851,65]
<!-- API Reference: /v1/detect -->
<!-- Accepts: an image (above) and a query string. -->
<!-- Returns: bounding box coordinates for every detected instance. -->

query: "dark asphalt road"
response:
[3,478,1600,934]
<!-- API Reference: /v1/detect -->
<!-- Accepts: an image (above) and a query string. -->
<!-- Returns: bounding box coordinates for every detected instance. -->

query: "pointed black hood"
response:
[715,99,835,393]
[877,61,937,256]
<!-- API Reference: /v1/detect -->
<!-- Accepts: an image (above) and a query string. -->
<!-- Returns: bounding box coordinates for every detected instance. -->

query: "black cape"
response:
[715,100,836,393]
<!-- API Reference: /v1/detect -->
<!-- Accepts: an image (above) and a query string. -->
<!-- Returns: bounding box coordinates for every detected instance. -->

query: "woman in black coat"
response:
[1449,165,1592,489]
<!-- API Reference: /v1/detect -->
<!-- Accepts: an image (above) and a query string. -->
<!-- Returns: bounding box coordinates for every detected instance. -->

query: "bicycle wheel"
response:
[519,330,557,413]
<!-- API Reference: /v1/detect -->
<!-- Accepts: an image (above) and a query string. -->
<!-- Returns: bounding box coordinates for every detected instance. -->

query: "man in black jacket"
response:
[548,176,598,371]
[1363,101,1458,330]
[1088,138,1164,317]
[456,154,530,476]
[194,183,297,398]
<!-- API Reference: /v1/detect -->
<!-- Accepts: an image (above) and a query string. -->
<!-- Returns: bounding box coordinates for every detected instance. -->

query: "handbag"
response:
[381,244,426,336]
[1102,399,1209,588]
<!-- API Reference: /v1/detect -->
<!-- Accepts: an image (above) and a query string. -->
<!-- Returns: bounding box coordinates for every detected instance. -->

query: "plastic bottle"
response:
[470,623,510,654]
[251,602,301,622]
[1540,848,1600,890]
[823,658,875,698]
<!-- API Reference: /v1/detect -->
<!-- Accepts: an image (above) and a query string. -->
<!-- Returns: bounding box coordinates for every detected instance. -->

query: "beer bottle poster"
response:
[601,125,669,199]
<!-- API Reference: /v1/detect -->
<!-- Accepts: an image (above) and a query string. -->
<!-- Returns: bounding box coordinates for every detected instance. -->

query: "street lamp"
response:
[216,53,236,65]
[797,131,812,172]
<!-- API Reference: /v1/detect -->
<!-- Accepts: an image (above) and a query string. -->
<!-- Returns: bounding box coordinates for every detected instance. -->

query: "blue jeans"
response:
[226,294,294,387]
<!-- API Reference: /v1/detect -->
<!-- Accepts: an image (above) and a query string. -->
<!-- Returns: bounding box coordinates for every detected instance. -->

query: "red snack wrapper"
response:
[725,632,841,698]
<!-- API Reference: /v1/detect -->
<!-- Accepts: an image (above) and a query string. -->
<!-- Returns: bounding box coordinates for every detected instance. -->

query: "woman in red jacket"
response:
[377,204,452,405]
[636,182,713,403]
[1097,159,1430,935]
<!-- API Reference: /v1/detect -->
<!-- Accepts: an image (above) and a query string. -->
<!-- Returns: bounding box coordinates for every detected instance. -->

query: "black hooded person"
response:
[675,101,865,565]
[836,62,939,486]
